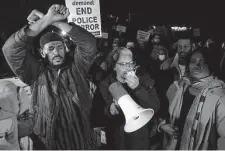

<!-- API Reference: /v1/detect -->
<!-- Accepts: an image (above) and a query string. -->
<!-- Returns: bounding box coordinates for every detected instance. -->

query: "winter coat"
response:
[2,23,97,149]
[165,80,225,150]
[99,71,160,149]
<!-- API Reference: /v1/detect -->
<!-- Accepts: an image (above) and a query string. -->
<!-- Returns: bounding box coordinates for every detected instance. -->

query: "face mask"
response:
[158,55,166,61]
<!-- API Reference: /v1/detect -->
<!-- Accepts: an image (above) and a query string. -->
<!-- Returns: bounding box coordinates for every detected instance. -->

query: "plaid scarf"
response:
[179,76,224,149]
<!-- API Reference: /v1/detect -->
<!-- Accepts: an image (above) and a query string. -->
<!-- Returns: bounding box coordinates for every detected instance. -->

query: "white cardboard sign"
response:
[65,0,102,37]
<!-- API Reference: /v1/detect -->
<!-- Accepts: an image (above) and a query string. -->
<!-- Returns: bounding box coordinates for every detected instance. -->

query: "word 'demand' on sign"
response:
[72,0,95,6]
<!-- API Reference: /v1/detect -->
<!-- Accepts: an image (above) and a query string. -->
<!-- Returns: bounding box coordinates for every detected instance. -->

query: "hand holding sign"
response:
[46,4,70,23]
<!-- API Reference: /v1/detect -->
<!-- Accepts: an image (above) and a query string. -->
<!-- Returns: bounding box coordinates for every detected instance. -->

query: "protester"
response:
[0,80,21,150]
[219,41,225,81]
[151,34,161,44]
[158,48,225,150]
[100,37,120,72]
[148,44,173,115]
[125,39,143,66]
[150,44,168,61]
[3,4,97,150]
[99,47,160,149]
[161,34,193,81]
[0,79,33,150]
[204,38,221,78]
[3,2,225,149]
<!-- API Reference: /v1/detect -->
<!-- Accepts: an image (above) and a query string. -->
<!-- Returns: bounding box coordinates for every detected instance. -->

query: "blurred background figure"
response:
[0,80,20,150]
[0,80,33,150]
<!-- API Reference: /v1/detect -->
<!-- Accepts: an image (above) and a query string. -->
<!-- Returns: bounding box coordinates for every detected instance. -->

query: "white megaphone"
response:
[109,82,154,133]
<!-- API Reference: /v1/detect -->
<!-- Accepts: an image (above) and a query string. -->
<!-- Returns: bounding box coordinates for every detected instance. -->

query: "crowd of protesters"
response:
[0,4,225,150]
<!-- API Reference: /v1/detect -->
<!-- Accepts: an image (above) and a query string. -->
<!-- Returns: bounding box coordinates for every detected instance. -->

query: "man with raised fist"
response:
[2,4,97,150]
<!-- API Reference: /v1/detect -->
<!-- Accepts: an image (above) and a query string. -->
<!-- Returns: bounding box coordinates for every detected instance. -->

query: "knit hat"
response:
[40,32,64,48]
[0,80,19,120]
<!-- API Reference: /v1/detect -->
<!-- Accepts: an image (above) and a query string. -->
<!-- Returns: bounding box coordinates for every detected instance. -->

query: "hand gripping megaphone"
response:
[109,82,154,133]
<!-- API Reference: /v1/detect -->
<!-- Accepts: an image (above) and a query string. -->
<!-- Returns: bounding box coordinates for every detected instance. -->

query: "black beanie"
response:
[40,32,64,48]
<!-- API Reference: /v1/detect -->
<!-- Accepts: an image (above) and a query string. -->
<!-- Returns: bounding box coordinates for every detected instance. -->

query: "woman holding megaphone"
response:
[99,47,160,150]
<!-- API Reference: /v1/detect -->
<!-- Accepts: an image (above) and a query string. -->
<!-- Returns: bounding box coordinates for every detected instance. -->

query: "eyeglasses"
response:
[116,61,136,68]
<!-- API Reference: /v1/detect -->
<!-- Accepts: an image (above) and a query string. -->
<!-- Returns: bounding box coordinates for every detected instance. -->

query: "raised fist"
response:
[27,9,44,24]
[46,4,70,23]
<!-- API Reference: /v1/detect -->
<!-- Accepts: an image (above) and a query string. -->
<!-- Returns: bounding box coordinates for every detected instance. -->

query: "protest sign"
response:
[65,0,102,37]
[95,32,108,39]
[101,32,108,39]
[116,25,127,33]
[136,30,151,48]
[193,28,200,37]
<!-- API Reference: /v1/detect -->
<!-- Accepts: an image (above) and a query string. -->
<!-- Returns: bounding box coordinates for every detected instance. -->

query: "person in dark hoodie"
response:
[99,47,160,149]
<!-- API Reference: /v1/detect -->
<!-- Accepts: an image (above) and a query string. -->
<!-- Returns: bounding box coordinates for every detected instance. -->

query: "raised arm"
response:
[2,11,53,85]
[2,4,75,85]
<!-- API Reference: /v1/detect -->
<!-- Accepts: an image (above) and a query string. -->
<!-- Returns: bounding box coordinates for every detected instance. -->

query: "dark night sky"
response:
[0,0,224,39]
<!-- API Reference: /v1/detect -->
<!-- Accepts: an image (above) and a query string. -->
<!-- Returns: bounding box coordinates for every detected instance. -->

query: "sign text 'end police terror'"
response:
[66,0,101,36]
[71,6,99,31]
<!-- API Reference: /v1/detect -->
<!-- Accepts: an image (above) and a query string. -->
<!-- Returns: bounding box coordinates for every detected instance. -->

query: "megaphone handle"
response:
[113,98,120,107]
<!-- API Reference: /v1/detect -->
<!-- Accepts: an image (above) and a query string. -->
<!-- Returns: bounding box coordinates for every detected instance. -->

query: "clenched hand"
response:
[45,4,70,23]
[27,9,44,24]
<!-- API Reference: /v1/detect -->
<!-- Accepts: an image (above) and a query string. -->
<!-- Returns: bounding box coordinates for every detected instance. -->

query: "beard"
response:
[44,54,67,69]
